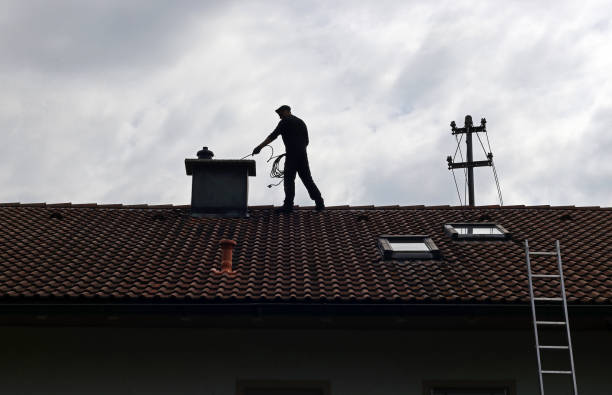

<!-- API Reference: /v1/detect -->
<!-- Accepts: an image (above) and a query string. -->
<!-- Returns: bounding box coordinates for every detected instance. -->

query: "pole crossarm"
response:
[447,158,492,169]
[451,125,486,135]
[450,117,486,135]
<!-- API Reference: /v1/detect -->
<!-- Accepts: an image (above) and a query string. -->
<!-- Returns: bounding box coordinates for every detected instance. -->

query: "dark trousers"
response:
[283,152,322,207]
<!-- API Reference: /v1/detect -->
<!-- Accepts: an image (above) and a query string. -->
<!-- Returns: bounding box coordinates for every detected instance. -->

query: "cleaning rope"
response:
[241,145,286,188]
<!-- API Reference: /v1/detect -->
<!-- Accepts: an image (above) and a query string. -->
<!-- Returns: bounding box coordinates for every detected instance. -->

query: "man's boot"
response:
[315,198,325,212]
[275,204,293,213]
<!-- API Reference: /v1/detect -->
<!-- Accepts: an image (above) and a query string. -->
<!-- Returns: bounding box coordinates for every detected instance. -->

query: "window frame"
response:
[444,222,511,241]
[236,380,331,395]
[378,235,441,260]
[422,380,516,395]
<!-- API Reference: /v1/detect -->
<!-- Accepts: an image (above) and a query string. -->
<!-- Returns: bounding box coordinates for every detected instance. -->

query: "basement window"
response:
[378,235,440,260]
[237,380,330,395]
[424,380,515,395]
[444,223,510,240]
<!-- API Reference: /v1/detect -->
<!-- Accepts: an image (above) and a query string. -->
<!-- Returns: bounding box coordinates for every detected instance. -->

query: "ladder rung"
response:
[542,370,573,374]
[534,297,563,301]
[539,345,569,349]
[532,274,560,278]
[529,251,557,256]
[536,321,566,326]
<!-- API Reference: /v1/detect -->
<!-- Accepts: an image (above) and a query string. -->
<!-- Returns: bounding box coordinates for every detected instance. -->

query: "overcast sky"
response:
[1,0,611,207]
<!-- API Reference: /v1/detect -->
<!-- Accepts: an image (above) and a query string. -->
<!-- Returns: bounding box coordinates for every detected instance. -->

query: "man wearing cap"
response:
[253,105,325,212]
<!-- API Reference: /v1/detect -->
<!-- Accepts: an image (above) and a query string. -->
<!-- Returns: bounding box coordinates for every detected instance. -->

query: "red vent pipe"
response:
[213,239,237,275]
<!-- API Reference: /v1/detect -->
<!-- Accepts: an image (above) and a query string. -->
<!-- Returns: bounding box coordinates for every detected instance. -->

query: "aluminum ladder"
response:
[525,240,578,395]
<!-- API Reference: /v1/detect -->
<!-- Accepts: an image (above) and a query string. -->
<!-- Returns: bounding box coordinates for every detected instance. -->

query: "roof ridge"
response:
[0,202,609,210]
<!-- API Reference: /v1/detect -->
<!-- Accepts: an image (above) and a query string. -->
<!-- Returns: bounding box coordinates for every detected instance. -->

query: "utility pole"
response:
[446,115,493,206]
[466,117,475,206]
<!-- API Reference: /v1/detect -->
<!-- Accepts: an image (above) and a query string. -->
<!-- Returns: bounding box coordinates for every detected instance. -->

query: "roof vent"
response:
[212,239,237,275]
[152,213,166,220]
[197,146,214,159]
[356,213,369,222]
[49,212,64,220]
[185,147,256,218]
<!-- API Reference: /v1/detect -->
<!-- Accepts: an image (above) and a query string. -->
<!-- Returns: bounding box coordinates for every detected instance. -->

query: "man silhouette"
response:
[253,105,324,212]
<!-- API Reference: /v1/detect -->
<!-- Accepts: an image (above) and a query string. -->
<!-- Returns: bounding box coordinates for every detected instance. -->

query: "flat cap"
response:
[275,105,291,113]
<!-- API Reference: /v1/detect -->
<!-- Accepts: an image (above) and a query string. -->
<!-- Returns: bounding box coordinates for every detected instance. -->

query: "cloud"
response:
[0,0,226,75]
[1,0,611,207]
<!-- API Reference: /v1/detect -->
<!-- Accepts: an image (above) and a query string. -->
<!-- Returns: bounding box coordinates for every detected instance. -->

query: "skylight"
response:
[389,241,430,252]
[454,226,503,235]
[378,235,440,260]
[444,223,510,240]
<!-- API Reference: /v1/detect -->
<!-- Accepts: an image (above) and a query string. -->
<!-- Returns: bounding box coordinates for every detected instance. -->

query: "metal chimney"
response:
[185,147,256,217]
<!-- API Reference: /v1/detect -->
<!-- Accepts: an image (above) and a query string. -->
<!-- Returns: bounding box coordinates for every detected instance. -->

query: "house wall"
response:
[0,326,609,395]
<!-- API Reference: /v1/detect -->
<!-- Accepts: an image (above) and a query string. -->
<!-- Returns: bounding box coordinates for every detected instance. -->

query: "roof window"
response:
[444,223,510,240]
[378,235,440,260]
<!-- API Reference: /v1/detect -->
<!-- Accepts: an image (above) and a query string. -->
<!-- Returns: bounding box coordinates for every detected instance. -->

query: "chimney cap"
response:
[185,158,256,176]
[197,146,214,159]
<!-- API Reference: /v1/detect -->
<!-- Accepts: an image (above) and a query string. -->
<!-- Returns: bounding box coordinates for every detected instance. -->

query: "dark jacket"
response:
[267,115,309,155]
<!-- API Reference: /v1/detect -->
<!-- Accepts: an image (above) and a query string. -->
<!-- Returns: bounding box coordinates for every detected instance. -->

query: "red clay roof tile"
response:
[0,204,610,304]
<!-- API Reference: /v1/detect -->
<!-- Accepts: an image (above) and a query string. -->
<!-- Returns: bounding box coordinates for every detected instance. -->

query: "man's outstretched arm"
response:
[252,135,275,155]
[253,123,282,155]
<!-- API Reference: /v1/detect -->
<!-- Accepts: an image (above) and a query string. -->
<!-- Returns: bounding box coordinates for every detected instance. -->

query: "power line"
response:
[474,129,504,205]
[451,167,464,206]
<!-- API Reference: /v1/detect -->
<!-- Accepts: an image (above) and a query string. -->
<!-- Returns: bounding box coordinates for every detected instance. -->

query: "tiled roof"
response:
[0,203,610,304]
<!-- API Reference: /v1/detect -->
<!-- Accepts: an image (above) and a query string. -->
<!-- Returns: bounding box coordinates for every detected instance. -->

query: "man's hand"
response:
[253,136,274,155]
